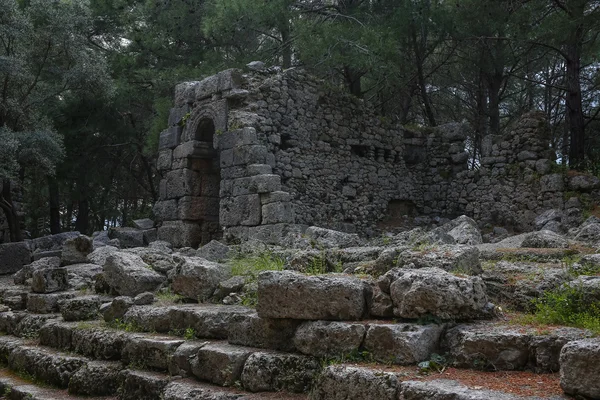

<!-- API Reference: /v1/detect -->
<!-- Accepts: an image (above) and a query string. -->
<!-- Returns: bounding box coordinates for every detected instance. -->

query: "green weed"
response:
[229,251,284,282]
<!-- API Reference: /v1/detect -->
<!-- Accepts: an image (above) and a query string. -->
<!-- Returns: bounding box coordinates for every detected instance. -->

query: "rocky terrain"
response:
[0,214,598,399]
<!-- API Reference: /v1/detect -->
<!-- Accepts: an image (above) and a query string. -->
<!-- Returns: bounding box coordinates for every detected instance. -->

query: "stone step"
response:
[0,367,117,400]
[311,364,568,400]
[38,320,320,393]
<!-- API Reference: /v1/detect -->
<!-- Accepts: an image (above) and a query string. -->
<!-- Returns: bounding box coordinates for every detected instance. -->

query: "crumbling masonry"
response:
[153,67,600,247]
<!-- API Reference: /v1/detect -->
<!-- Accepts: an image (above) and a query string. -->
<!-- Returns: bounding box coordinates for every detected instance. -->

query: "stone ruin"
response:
[154,66,600,248]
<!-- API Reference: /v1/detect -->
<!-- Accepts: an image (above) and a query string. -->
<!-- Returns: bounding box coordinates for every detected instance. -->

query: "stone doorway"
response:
[187,117,221,244]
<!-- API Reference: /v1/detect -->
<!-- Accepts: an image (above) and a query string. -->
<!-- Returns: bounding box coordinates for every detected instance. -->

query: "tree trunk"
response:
[75,198,89,234]
[565,42,585,168]
[487,74,503,137]
[280,23,292,69]
[0,179,23,242]
[48,177,61,234]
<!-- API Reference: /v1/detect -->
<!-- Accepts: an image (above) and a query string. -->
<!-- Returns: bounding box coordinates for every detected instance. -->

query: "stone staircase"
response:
[0,264,596,399]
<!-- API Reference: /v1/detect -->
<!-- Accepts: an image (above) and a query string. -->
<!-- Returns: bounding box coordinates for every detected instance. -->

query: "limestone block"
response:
[256,271,369,320]
[27,292,74,313]
[61,235,93,266]
[569,174,600,191]
[14,256,60,285]
[158,126,182,150]
[60,296,101,321]
[165,168,201,199]
[305,226,361,249]
[69,360,121,396]
[228,313,300,352]
[201,174,221,197]
[171,256,231,301]
[178,196,219,220]
[311,365,399,400]
[220,194,261,227]
[174,81,199,106]
[232,145,267,166]
[153,200,178,221]
[122,336,184,371]
[0,242,31,275]
[108,227,145,248]
[560,338,600,399]
[103,252,165,296]
[157,221,202,248]
[247,164,273,175]
[540,173,564,192]
[293,321,366,358]
[192,343,252,386]
[31,267,69,293]
[364,323,444,365]
[262,202,294,224]
[157,150,172,171]
[241,351,320,393]
[388,267,490,320]
[196,240,232,262]
[232,175,282,197]
[260,191,291,205]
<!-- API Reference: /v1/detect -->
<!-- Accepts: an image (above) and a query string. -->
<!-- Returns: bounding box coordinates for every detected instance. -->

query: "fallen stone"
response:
[574,222,600,243]
[197,240,232,262]
[560,338,600,399]
[168,341,208,378]
[0,242,31,275]
[103,252,165,296]
[256,271,369,320]
[399,379,521,400]
[13,256,60,285]
[61,235,93,266]
[534,209,563,230]
[124,247,178,274]
[109,227,145,248]
[388,267,490,320]
[304,226,361,248]
[65,263,102,290]
[86,245,119,266]
[443,216,482,245]
[521,230,568,248]
[134,292,155,305]
[293,320,366,358]
[241,351,320,393]
[133,218,155,230]
[395,245,482,275]
[31,267,69,293]
[364,323,444,365]
[103,296,134,322]
[172,257,231,301]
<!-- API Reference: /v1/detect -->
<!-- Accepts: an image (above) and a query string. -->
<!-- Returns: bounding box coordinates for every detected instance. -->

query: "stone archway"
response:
[184,117,221,244]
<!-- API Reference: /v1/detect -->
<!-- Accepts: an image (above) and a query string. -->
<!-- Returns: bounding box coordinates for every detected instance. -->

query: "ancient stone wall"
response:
[154,67,599,246]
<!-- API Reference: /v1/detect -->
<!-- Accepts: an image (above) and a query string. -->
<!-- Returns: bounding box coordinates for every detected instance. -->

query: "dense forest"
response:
[0,0,599,241]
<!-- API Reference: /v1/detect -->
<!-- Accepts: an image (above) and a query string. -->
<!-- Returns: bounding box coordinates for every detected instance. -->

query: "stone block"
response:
[27,292,74,313]
[293,321,366,358]
[60,296,101,321]
[178,196,220,220]
[560,338,600,399]
[159,126,182,150]
[68,360,121,396]
[195,74,220,100]
[103,252,166,296]
[217,69,243,92]
[157,221,202,248]
[165,169,201,199]
[61,235,93,266]
[122,336,184,371]
[388,267,490,320]
[174,81,199,106]
[153,200,178,221]
[220,194,261,227]
[241,351,320,393]
[364,323,443,365]
[260,191,291,205]
[31,267,69,293]
[201,174,221,197]
[311,365,399,400]
[171,256,231,301]
[0,242,31,275]
[228,313,301,352]
[247,164,273,175]
[232,174,281,196]
[157,150,172,171]
[108,227,145,248]
[196,240,232,262]
[232,145,267,166]
[256,271,369,320]
[168,106,190,126]
[262,201,294,224]
[540,173,564,192]
[167,341,207,377]
[192,343,253,386]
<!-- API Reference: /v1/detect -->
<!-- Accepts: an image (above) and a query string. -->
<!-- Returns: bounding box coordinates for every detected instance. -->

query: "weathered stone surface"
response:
[311,365,399,400]
[109,227,146,248]
[293,321,366,358]
[304,226,361,248]
[122,335,184,371]
[134,291,155,305]
[31,268,69,293]
[133,218,155,230]
[560,338,600,399]
[124,247,178,274]
[87,245,119,266]
[118,369,170,400]
[66,263,103,290]
[0,242,31,275]
[388,267,490,320]
[168,341,207,378]
[158,220,203,248]
[444,324,531,370]
[68,360,121,396]
[60,296,100,321]
[569,174,600,191]
[103,296,134,322]
[220,194,261,227]
[197,240,232,262]
[228,312,300,351]
[13,256,60,285]
[364,323,444,365]
[262,201,294,224]
[574,222,600,243]
[61,235,93,266]
[442,216,482,245]
[257,271,369,320]
[399,379,520,400]
[192,343,253,386]
[241,351,320,393]
[395,245,482,275]
[521,230,568,248]
[103,252,165,296]
[172,257,231,301]
[534,209,563,230]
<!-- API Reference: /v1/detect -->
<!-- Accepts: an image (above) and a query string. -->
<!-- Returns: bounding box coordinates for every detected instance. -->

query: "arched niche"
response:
[195,118,215,142]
